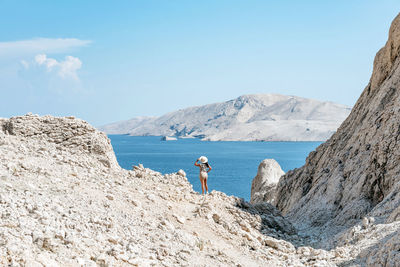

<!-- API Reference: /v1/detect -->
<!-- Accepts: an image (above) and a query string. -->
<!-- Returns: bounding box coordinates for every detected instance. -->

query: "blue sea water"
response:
[108,135,321,201]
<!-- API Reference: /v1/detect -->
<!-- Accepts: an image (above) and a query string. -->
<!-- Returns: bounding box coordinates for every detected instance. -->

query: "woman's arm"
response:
[207,165,212,173]
[194,159,200,166]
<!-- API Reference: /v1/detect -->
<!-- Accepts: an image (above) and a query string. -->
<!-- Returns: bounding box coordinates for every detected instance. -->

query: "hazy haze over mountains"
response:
[100,94,351,141]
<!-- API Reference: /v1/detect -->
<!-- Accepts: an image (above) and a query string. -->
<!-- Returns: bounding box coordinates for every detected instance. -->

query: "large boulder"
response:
[250,159,284,204]
[274,12,400,238]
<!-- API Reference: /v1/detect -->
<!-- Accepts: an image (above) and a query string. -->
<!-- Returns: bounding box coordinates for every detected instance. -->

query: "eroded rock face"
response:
[250,159,284,204]
[366,230,400,266]
[0,114,119,169]
[274,13,400,239]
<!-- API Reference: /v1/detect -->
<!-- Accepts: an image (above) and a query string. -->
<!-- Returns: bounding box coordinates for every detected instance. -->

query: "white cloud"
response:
[20,60,29,69]
[2,38,88,92]
[58,56,82,79]
[34,54,82,80]
[34,54,47,65]
[35,54,58,70]
[0,38,91,58]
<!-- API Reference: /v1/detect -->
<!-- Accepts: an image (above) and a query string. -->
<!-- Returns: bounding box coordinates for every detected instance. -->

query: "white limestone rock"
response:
[177,169,186,177]
[273,12,400,264]
[250,159,284,204]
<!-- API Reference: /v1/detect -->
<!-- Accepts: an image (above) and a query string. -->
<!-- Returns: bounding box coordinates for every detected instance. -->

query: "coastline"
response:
[106,133,329,143]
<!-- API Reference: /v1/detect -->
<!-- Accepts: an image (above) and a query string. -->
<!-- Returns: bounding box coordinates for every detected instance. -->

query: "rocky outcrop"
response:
[274,12,400,253]
[1,114,118,169]
[250,159,284,204]
[99,94,351,141]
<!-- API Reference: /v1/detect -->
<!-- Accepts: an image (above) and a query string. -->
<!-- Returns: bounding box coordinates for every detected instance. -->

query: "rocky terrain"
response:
[272,12,400,266]
[99,94,351,141]
[0,114,351,266]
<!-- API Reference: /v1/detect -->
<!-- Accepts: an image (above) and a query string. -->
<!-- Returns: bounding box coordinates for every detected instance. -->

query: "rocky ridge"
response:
[273,12,400,266]
[99,94,351,141]
[1,114,353,266]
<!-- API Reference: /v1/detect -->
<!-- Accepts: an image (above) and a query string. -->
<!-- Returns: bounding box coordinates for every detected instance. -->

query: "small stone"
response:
[177,169,186,177]
[362,217,369,229]
[146,194,156,202]
[107,237,119,244]
[212,213,221,224]
[368,217,375,225]
[174,215,186,224]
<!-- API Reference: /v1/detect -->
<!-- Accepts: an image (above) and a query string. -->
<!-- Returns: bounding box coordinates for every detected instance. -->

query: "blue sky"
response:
[1,1,399,126]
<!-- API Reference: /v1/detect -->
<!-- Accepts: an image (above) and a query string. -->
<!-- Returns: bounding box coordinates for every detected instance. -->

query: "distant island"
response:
[99,94,351,141]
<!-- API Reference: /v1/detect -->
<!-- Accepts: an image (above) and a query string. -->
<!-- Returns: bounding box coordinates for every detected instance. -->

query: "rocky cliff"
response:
[273,13,400,265]
[100,94,351,141]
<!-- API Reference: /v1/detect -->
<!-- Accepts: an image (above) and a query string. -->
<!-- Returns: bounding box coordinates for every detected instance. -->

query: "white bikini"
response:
[199,163,209,180]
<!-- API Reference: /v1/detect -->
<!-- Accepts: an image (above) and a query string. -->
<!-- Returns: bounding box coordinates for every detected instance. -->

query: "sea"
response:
[108,135,321,201]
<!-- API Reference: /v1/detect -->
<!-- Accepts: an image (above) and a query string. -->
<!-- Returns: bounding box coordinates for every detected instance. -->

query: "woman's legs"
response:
[200,176,205,194]
[200,172,209,195]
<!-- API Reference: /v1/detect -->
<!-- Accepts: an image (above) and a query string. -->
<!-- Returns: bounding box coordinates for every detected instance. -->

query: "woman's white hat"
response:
[199,156,208,163]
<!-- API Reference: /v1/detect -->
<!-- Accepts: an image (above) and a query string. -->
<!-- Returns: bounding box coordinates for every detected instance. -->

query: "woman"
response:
[194,156,212,195]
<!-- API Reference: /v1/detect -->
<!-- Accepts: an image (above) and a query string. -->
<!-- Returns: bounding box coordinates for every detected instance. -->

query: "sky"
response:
[1,1,399,126]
